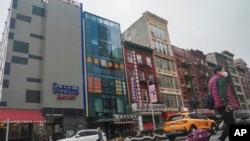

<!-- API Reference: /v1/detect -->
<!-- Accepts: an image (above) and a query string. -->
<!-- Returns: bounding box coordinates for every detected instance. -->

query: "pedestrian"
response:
[96,127,103,141]
[208,65,240,141]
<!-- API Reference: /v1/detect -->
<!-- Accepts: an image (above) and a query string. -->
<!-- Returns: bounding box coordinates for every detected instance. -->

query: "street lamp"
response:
[147,80,156,130]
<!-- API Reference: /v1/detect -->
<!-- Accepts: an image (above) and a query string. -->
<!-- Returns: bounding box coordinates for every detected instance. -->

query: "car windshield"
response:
[167,115,184,121]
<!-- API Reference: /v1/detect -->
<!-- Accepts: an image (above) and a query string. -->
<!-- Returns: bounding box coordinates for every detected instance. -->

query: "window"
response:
[0,101,7,106]
[8,32,14,39]
[149,74,154,82]
[117,98,124,113]
[12,0,18,9]
[127,50,133,63]
[129,69,135,77]
[16,14,31,23]
[139,71,145,81]
[27,77,41,83]
[13,40,29,53]
[26,90,40,103]
[146,57,152,67]
[30,33,44,39]
[136,54,142,64]
[32,6,45,17]
[141,89,148,102]
[3,79,9,88]
[29,55,42,60]
[12,56,28,65]
[4,62,11,75]
[10,18,16,29]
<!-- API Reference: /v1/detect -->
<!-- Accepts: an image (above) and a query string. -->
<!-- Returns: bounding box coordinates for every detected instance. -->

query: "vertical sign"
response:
[130,76,137,100]
[149,84,157,103]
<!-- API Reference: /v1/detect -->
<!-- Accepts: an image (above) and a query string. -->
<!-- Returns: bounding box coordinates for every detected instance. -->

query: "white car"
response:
[57,129,107,141]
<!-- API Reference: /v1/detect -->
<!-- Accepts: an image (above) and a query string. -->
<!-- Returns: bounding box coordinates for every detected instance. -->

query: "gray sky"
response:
[1,0,250,65]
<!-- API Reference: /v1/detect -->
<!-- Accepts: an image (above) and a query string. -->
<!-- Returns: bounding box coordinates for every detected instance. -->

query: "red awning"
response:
[0,109,45,123]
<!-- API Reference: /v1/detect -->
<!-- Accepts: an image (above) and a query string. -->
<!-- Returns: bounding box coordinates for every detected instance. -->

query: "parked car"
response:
[163,112,216,138]
[57,129,107,141]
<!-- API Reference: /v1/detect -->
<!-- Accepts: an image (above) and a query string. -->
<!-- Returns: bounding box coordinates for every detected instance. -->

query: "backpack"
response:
[205,80,216,110]
[205,92,214,110]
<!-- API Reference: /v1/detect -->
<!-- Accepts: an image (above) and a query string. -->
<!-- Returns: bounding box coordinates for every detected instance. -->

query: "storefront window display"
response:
[9,124,29,139]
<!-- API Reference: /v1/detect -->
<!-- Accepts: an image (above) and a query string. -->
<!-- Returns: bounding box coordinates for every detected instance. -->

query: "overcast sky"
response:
[1,0,250,65]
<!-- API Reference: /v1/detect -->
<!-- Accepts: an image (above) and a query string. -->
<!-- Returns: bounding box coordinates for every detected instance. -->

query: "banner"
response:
[130,76,137,100]
[149,84,157,103]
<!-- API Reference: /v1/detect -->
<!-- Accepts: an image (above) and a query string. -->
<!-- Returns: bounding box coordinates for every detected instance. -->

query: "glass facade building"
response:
[83,12,129,119]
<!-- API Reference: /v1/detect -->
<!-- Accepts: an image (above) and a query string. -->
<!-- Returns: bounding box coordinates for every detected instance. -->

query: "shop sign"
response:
[45,113,63,117]
[53,82,79,100]
[113,114,137,120]
[131,103,166,112]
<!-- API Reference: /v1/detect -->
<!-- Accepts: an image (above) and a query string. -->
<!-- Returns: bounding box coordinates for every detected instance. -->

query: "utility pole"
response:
[147,80,156,130]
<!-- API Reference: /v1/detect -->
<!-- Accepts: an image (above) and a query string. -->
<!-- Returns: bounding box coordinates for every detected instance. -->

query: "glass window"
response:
[12,56,28,65]
[4,62,10,75]
[141,89,148,102]
[10,18,16,29]
[30,33,44,39]
[27,77,41,83]
[127,50,133,63]
[136,54,142,64]
[0,101,7,106]
[149,74,154,82]
[117,98,124,113]
[16,14,31,23]
[29,55,42,60]
[9,124,29,139]
[78,131,87,137]
[8,32,14,39]
[139,71,145,81]
[13,40,29,53]
[32,5,45,17]
[26,90,40,103]
[95,98,103,112]
[12,0,18,9]
[146,57,151,67]
[3,79,9,88]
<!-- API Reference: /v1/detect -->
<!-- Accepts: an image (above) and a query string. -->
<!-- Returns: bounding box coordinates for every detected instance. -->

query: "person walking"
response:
[208,65,240,141]
[97,127,103,141]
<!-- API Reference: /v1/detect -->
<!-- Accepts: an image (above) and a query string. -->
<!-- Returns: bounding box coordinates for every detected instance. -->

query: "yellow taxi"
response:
[163,112,216,137]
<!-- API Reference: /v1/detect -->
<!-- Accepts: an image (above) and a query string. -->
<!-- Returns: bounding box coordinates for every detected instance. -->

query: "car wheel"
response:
[211,123,217,135]
[168,135,176,141]
[189,125,196,134]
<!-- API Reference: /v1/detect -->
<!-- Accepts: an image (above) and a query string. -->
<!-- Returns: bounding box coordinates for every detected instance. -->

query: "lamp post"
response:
[147,80,156,130]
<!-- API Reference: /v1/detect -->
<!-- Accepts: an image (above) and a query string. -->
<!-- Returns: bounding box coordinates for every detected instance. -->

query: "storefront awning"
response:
[0,109,45,123]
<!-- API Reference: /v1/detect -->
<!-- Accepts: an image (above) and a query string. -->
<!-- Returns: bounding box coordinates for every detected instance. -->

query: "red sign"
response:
[57,94,76,100]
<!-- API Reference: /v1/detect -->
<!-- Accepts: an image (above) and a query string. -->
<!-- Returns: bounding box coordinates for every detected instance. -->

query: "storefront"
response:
[131,103,166,131]
[94,114,138,139]
[0,109,45,141]
[42,107,86,140]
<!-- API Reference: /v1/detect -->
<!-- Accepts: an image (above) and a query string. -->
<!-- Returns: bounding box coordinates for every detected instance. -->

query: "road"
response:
[161,130,229,141]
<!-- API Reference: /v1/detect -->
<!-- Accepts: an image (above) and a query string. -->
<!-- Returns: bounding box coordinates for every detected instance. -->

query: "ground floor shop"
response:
[0,108,86,141]
[0,109,45,141]
[42,107,86,140]
[88,114,138,139]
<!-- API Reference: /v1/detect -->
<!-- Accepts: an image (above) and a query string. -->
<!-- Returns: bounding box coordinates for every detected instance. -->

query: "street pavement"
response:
[161,130,229,141]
